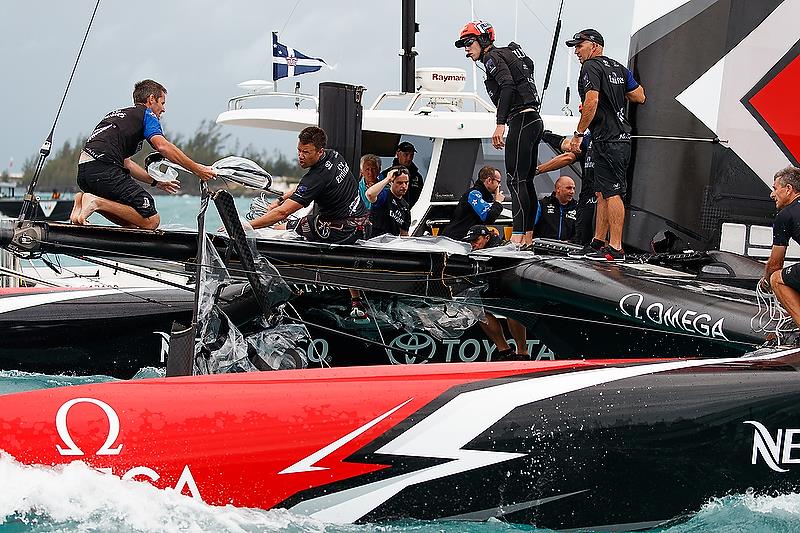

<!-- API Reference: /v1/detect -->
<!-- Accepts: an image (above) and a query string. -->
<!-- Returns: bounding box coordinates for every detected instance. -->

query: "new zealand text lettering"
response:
[745,420,800,472]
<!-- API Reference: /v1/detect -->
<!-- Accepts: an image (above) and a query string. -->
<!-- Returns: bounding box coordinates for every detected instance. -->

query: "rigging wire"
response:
[279,0,303,36]
[19,0,101,221]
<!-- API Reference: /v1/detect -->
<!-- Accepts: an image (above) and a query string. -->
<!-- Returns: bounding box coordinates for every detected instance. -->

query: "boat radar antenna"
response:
[17,0,102,223]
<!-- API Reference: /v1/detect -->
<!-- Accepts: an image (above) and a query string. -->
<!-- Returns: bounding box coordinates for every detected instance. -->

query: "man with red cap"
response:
[456,21,543,246]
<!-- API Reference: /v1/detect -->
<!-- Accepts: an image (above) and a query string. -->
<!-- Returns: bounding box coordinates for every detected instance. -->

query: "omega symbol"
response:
[55,397,123,456]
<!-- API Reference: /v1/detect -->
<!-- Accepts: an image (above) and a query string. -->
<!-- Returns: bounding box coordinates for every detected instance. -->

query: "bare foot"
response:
[70,192,83,224]
[76,193,99,225]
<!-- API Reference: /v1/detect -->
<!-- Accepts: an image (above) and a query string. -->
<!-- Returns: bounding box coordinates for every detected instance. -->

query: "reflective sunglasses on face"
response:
[462,37,477,48]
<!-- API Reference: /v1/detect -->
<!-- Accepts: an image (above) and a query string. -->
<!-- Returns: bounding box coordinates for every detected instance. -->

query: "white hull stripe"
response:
[0,288,171,315]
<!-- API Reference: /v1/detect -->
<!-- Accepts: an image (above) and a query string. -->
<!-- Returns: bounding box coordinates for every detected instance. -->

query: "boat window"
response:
[433,139,481,201]
[366,134,431,181]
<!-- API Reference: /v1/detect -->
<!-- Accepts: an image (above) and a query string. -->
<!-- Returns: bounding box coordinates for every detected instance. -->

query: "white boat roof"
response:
[216,90,577,139]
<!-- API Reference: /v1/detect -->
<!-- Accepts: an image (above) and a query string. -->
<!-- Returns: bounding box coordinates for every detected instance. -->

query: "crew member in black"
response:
[441,165,504,240]
[463,225,528,360]
[72,79,216,229]
[250,126,370,318]
[456,20,543,245]
[566,29,645,260]
[763,166,800,346]
[537,131,596,246]
[534,176,577,241]
[251,126,368,242]
[366,166,411,237]
[377,142,424,208]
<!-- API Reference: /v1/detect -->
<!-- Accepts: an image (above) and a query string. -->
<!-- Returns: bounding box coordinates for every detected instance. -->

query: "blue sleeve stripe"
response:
[143,109,164,140]
[468,190,493,221]
[625,69,639,92]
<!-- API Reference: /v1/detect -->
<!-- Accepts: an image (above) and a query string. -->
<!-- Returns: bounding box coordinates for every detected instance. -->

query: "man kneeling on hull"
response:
[763,166,800,346]
[73,79,216,229]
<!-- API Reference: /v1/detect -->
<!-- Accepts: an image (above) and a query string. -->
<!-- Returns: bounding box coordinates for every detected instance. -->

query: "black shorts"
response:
[591,140,630,198]
[295,214,370,244]
[782,264,800,292]
[77,160,157,218]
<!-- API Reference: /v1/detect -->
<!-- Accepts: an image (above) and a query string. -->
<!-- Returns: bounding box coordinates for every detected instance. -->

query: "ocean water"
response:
[3,196,800,531]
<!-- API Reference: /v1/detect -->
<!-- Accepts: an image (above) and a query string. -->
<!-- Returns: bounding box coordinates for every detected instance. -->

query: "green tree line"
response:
[19,120,302,191]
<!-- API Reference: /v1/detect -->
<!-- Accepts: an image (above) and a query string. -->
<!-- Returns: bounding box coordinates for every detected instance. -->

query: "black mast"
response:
[400,0,418,92]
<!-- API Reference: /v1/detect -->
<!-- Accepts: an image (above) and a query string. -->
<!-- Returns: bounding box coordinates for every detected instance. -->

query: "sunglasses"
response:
[462,37,477,48]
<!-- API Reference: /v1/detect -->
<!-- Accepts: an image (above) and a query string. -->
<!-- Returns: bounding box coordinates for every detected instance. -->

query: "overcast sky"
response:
[0,0,633,174]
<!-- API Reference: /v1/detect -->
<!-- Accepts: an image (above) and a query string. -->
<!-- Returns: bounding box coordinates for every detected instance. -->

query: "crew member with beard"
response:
[441,165,505,240]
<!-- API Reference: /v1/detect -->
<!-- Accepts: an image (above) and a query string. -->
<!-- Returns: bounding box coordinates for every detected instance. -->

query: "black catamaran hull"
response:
[0,221,771,376]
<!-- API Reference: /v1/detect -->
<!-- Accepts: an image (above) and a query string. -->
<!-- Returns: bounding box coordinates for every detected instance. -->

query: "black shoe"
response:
[493,348,515,361]
[569,238,604,258]
[604,246,625,261]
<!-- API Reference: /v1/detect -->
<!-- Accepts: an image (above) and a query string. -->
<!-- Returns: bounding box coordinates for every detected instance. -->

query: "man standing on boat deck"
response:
[763,166,800,346]
[366,166,411,237]
[72,79,216,229]
[566,29,645,260]
[249,126,370,318]
[358,154,382,210]
[456,20,543,245]
[441,165,505,240]
[463,225,529,360]
[377,142,423,208]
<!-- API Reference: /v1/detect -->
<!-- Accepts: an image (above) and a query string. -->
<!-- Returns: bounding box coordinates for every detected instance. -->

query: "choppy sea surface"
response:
[2,196,800,532]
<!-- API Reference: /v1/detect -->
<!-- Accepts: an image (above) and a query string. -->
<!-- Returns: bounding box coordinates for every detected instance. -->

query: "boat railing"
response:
[369,90,496,113]
[227,89,495,114]
[227,92,319,111]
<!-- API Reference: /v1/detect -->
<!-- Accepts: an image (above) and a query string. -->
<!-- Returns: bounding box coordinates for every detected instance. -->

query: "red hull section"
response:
[0,362,570,509]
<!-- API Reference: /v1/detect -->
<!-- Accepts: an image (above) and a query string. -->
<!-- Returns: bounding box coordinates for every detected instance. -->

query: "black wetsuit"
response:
[534,193,577,241]
[441,180,504,240]
[289,149,369,244]
[370,189,411,237]
[77,104,163,218]
[578,56,637,198]
[482,42,543,236]
[773,198,800,290]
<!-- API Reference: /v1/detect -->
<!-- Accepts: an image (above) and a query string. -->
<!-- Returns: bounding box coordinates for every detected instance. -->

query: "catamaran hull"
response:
[0,287,194,377]
[0,354,798,530]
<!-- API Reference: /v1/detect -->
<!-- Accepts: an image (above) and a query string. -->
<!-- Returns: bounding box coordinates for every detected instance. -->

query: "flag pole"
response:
[272,31,279,92]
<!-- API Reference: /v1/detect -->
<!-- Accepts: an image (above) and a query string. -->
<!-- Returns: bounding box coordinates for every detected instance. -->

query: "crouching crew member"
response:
[250,126,370,318]
[441,165,505,240]
[763,166,800,346]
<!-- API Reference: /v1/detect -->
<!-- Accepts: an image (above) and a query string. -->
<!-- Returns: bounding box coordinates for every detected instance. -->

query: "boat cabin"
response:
[217,68,579,237]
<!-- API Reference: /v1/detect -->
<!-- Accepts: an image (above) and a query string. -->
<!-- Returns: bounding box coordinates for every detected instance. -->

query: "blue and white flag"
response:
[272,32,328,81]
